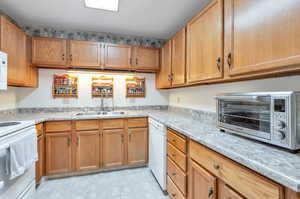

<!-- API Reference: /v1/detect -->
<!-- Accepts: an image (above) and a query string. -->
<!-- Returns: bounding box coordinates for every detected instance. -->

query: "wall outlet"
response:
[176,96,181,103]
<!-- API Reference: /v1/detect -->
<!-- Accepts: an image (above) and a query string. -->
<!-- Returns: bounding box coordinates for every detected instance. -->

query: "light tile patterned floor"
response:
[36,167,170,199]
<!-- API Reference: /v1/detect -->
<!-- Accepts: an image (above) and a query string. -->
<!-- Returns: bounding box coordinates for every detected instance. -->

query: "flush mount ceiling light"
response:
[84,0,119,12]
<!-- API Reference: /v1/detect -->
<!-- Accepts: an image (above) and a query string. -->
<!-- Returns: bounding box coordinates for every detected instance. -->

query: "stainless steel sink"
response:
[0,122,21,127]
[74,111,125,116]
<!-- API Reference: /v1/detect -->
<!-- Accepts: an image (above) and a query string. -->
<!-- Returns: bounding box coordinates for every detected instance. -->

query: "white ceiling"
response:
[0,0,211,39]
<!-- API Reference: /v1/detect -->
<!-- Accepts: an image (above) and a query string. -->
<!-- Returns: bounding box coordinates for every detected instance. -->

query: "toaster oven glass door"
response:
[218,96,271,138]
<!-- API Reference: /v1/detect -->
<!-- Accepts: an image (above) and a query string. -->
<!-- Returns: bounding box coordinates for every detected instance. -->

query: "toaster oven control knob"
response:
[274,130,286,140]
[276,120,286,129]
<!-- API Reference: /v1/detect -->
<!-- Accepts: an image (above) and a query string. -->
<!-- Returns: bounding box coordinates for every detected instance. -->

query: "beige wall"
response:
[0,87,18,110]
[169,75,300,112]
[15,69,169,108]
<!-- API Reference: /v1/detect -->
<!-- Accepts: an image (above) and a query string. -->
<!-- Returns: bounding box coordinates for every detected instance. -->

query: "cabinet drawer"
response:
[167,129,187,154]
[190,141,283,199]
[167,176,185,199]
[45,121,72,133]
[102,119,124,129]
[167,157,187,196]
[168,143,187,172]
[36,123,43,136]
[128,118,148,128]
[75,120,99,131]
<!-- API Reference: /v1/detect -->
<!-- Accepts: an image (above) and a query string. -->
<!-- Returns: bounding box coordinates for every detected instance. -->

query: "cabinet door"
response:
[103,44,132,70]
[36,135,44,183]
[0,16,26,86]
[70,40,101,68]
[133,47,160,71]
[156,40,172,88]
[189,160,217,199]
[186,0,223,83]
[219,181,245,199]
[46,133,72,175]
[128,127,148,165]
[32,37,67,67]
[75,131,100,171]
[102,129,125,168]
[225,0,300,77]
[171,28,186,87]
[24,35,38,88]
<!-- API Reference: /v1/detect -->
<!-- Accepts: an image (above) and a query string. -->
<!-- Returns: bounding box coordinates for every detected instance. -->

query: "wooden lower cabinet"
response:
[102,129,125,168]
[36,134,44,183]
[167,176,186,199]
[75,131,100,171]
[46,132,72,175]
[127,127,148,165]
[189,159,217,199]
[218,180,244,199]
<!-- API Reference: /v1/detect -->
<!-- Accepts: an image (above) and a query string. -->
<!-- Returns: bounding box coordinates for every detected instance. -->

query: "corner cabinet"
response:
[186,0,223,84]
[157,40,172,88]
[32,37,67,67]
[171,28,186,87]
[156,28,186,89]
[224,0,300,78]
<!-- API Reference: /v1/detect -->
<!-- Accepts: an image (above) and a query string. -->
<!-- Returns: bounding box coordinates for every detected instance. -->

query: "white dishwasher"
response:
[148,118,167,191]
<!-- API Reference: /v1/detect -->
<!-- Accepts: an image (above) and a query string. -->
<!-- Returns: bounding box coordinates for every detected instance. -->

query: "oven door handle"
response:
[214,95,265,102]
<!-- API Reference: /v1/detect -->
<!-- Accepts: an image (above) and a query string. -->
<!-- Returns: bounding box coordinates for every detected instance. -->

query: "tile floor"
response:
[36,167,170,199]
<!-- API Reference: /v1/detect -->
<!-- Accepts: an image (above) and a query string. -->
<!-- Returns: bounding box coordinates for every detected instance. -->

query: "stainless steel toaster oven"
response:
[216,92,300,151]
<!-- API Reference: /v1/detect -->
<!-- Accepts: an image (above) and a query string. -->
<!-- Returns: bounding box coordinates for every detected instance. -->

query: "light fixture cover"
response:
[84,0,119,12]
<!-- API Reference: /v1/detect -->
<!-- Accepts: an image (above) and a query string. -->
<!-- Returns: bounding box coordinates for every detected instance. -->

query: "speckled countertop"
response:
[1,110,300,192]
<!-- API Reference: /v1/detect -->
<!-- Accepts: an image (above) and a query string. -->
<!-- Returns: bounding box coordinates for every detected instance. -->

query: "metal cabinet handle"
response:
[67,137,71,146]
[130,58,132,65]
[172,139,176,143]
[77,137,79,146]
[216,57,221,71]
[208,187,214,197]
[136,58,138,65]
[172,154,176,158]
[171,193,176,197]
[62,53,65,61]
[227,53,232,68]
[168,74,172,82]
[213,164,220,170]
[70,54,73,62]
[121,134,124,143]
[172,172,176,176]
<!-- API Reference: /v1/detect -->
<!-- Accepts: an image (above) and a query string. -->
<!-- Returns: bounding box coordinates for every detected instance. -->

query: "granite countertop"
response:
[1,110,300,192]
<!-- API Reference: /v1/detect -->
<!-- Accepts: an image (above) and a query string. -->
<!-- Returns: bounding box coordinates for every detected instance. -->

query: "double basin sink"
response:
[74,111,126,116]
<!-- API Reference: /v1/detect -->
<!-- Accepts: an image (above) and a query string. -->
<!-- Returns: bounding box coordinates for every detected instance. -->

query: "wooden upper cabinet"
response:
[32,37,67,67]
[171,28,186,87]
[224,0,300,77]
[132,46,160,71]
[46,132,72,175]
[102,129,125,168]
[70,40,101,68]
[157,40,172,88]
[0,16,27,86]
[187,0,223,83]
[75,131,100,171]
[189,160,217,199]
[127,127,148,165]
[103,44,132,70]
[24,36,38,88]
